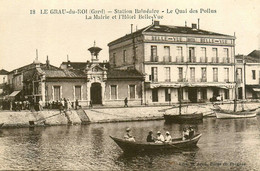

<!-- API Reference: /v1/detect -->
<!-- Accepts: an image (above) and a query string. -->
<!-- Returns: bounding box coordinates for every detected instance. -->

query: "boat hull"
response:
[110,134,202,153]
[0,123,4,129]
[215,110,256,119]
[163,113,203,123]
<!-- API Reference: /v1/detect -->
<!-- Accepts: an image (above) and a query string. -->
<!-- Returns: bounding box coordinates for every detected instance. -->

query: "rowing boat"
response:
[110,133,202,153]
[0,123,4,129]
[214,108,257,119]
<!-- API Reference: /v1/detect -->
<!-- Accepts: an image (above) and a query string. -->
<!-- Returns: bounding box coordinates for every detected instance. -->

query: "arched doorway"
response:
[90,83,102,104]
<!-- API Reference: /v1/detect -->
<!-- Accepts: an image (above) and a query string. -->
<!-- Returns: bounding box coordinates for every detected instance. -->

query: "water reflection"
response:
[0,116,260,170]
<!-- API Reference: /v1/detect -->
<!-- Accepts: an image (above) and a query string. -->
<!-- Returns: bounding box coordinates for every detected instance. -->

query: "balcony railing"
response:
[222,57,231,63]
[163,56,172,62]
[188,57,196,63]
[224,79,229,82]
[150,56,158,62]
[200,57,208,63]
[237,78,242,83]
[211,57,219,63]
[201,78,207,82]
[213,78,218,82]
[165,79,171,82]
[176,56,184,63]
[177,78,187,82]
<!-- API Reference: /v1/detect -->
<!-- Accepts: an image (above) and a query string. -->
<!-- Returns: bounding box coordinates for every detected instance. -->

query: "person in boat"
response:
[182,128,189,140]
[124,128,135,142]
[146,131,155,142]
[188,126,195,139]
[164,131,172,143]
[155,131,164,143]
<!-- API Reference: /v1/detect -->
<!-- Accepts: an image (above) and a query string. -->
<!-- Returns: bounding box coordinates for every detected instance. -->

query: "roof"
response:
[43,69,86,78]
[61,61,109,70]
[0,69,9,75]
[107,69,144,79]
[236,50,260,63]
[108,23,234,46]
[248,50,260,58]
[9,62,59,74]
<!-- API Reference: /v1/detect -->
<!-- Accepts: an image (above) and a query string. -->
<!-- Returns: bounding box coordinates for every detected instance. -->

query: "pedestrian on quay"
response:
[75,99,79,110]
[124,97,128,107]
[89,100,93,109]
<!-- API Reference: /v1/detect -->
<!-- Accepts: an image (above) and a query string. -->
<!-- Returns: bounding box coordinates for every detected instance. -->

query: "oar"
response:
[163,141,196,154]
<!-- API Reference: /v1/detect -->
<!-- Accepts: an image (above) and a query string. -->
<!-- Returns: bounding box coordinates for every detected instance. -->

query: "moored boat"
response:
[215,108,257,119]
[164,113,203,123]
[0,123,4,129]
[110,133,202,153]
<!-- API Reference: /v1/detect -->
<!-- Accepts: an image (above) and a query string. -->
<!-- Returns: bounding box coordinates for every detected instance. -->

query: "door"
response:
[91,83,102,104]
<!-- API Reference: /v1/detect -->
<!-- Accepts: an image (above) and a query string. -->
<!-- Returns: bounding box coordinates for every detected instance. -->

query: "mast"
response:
[179,86,182,115]
[233,34,237,112]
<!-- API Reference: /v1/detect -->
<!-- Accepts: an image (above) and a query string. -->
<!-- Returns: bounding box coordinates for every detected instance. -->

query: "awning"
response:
[253,88,260,92]
[9,91,21,97]
[147,82,235,89]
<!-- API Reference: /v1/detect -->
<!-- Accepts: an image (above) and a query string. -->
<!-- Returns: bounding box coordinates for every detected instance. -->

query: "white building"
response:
[236,50,260,99]
[0,69,9,95]
[108,21,236,105]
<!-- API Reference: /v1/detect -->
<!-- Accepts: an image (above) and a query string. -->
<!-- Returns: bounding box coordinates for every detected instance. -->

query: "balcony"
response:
[237,78,242,83]
[177,78,187,82]
[211,57,219,63]
[176,56,184,63]
[188,57,196,63]
[165,79,171,82]
[163,56,172,62]
[200,57,208,63]
[201,78,207,82]
[224,79,230,82]
[213,78,218,82]
[222,57,231,63]
[150,56,158,62]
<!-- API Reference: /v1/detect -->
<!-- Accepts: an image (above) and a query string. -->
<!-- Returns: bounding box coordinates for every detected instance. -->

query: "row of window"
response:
[53,85,82,101]
[150,67,230,82]
[151,46,230,63]
[151,88,230,102]
[52,85,136,101]
[110,85,136,100]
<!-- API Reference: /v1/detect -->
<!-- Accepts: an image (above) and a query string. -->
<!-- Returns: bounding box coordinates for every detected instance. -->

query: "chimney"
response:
[131,24,133,33]
[185,21,187,27]
[154,20,160,26]
[191,23,197,29]
[198,18,200,29]
[46,55,50,69]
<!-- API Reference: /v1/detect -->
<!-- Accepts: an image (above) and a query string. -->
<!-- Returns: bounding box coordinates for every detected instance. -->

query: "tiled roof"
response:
[145,24,232,37]
[61,61,110,70]
[107,69,144,79]
[108,23,234,46]
[0,69,8,75]
[247,50,260,63]
[43,69,86,78]
[236,55,259,63]
[10,63,59,74]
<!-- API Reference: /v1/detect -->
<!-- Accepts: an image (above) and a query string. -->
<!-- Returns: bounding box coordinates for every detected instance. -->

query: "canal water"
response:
[0,116,260,170]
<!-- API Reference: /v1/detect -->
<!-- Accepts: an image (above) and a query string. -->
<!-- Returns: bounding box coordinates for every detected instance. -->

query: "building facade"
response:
[18,45,144,106]
[108,21,236,105]
[236,50,260,99]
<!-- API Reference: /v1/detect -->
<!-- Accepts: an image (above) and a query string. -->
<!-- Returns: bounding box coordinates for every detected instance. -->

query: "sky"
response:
[0,0,259,71]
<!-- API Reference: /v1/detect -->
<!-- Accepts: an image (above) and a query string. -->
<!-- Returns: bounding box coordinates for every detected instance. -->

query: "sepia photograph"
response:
[0,0,260,170]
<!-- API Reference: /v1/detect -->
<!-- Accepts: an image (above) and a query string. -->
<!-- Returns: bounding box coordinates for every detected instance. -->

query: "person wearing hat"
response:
[164,131,172,143]
[182,128,189,140]
[146,131,155,142]
[124,128,135,142]
[155,131,164,143]
[188,126,195,139]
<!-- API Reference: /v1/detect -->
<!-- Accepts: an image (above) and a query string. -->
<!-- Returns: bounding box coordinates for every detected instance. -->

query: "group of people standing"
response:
[124,126,196,143]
